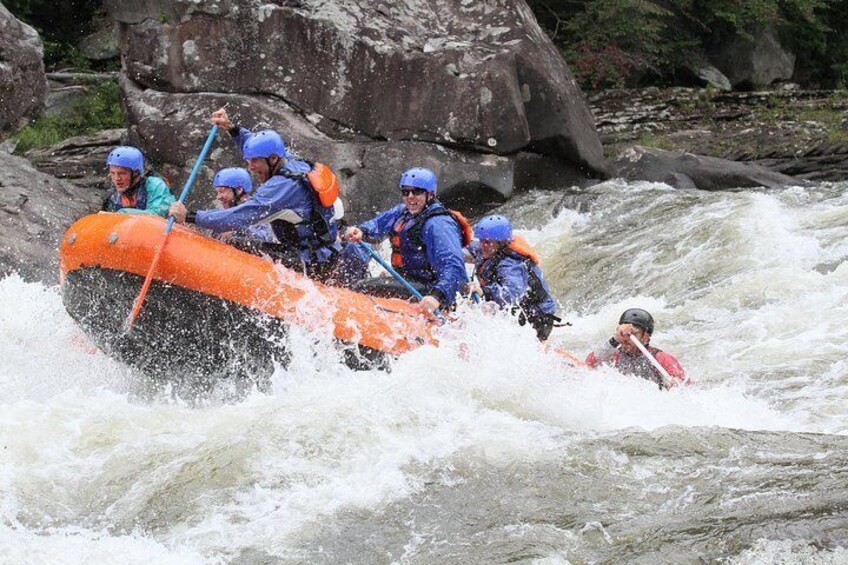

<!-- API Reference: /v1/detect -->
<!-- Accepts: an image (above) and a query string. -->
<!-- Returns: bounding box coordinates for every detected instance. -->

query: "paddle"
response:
[468,266,481,304]
[124,125,219,331]
[628,333,674,389]
[357,242,446,322]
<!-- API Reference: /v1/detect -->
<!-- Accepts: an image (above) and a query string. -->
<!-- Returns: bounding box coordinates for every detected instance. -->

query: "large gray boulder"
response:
[119,77,588,219]
[0,151,103,282]
[27,128,125,190]
[610,146,799,190]
[0,4,48,133]
[105,0,607,193]
[709,26,795,90]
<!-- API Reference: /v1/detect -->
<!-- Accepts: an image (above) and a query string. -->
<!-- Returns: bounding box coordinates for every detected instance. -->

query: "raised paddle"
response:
[628,333,674,389]
[124,125,219,331]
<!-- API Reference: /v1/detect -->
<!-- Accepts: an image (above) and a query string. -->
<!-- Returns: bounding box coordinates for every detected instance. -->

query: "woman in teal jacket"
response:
[102,146,175,217]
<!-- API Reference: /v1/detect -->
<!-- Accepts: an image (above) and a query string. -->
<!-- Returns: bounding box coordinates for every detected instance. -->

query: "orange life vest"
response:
[390,206,473,269]
[305,162,339,207]
[507,234,540,265]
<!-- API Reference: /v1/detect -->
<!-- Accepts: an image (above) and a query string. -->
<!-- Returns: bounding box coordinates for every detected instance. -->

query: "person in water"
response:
[102,146,175,217]
[585,308,687,389]
[343,167,471,317]
[465,214,560,341]
[169,108,340,280]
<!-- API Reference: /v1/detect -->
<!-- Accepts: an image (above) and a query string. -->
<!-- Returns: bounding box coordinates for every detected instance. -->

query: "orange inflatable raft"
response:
[59,213,437,379]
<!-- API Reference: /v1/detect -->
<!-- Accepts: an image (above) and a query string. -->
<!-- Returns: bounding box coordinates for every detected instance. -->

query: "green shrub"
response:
[12,81,124,153]
[5,0,102,69]
[528,0,844,89]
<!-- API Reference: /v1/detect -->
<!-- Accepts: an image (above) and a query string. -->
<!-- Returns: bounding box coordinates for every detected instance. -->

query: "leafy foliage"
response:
[4,0,103,69]
[527,0,846,89]
[12,81,124,153]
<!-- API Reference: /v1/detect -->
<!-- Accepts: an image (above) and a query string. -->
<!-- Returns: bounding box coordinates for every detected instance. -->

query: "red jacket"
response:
[586,340,688,389]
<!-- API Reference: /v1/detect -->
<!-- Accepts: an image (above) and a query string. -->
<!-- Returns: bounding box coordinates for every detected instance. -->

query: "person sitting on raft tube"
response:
[344,167,470,317]
[210,167,275,243]
[169,108,340,281]
[585,308,687,389]
[102,146,175,217]
[465,214,561,341]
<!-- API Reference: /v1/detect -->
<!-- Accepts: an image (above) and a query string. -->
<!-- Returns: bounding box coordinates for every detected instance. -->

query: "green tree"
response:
[5,0,103,69]
[528,0,843,89]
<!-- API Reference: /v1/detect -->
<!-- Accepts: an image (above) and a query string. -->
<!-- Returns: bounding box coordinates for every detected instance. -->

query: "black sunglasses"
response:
[400,188,427,197]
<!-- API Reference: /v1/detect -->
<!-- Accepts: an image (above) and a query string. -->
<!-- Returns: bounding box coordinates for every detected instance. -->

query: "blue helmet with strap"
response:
[399,167,437,194]
[242,130,286,160]
[475,214,513,242]
[106,146,144,175]
[213,167,253,194]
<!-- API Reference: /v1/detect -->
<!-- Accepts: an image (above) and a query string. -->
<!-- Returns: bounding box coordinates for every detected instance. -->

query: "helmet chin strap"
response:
[265,155,283,178]
[127,170,141,193]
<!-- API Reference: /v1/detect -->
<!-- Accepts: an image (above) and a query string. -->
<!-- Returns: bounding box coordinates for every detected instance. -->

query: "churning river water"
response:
[2,180,848,564]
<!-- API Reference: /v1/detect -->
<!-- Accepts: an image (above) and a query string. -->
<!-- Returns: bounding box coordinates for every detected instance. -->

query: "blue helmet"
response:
[399,167,437,194]
[106,146,144,174]
[475,214,513,242]
[213,167,253,194]
[242,130,286,160]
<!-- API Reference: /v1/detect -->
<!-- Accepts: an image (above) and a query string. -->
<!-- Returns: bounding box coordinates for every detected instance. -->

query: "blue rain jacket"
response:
[468,240,557,317]
[195,129,338,263]
[359,201,468,305]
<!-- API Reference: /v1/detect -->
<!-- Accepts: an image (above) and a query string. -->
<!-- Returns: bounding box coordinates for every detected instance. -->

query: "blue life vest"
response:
[270,168,339,257]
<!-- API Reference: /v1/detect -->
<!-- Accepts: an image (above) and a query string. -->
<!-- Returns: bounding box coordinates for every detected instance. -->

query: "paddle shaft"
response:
[359,242,425,300]
[358,242,448,323]
[125,125,219,330]
[628,333,674,388]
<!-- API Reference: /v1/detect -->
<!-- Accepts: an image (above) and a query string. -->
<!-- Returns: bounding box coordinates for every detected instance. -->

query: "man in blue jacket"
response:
[344,167,469,317]
[467,214,559,340]
[102,146,175,217]
[169,109,340,280]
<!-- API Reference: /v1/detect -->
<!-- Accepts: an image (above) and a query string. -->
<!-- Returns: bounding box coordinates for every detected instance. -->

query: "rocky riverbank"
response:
[591,86,848,182]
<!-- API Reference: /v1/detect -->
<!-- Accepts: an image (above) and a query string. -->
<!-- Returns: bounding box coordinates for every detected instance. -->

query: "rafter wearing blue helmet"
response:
[344,167,472,316]
[170,108,340,281]
[209,167,276,245]
[103,145,175,217]
[467,214,559,341]
[213,167,253,208]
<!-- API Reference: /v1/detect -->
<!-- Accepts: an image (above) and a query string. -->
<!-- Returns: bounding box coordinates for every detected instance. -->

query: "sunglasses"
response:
[400,188,427,197]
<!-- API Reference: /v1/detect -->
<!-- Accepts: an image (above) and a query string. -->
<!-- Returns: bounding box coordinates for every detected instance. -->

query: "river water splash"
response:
[2,180,847,563]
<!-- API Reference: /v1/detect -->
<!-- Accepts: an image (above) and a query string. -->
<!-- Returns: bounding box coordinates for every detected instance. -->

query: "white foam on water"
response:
[3,182,848,561]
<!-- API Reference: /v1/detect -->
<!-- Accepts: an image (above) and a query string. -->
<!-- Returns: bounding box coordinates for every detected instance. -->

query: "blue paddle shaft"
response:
[164,125,219,235]
[359,242,425,301]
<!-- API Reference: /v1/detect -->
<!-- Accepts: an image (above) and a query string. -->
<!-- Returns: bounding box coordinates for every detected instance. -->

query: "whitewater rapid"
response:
[2,180,847,563]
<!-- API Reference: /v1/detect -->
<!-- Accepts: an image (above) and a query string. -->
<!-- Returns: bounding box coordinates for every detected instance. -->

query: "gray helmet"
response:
[619,308,654,334]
